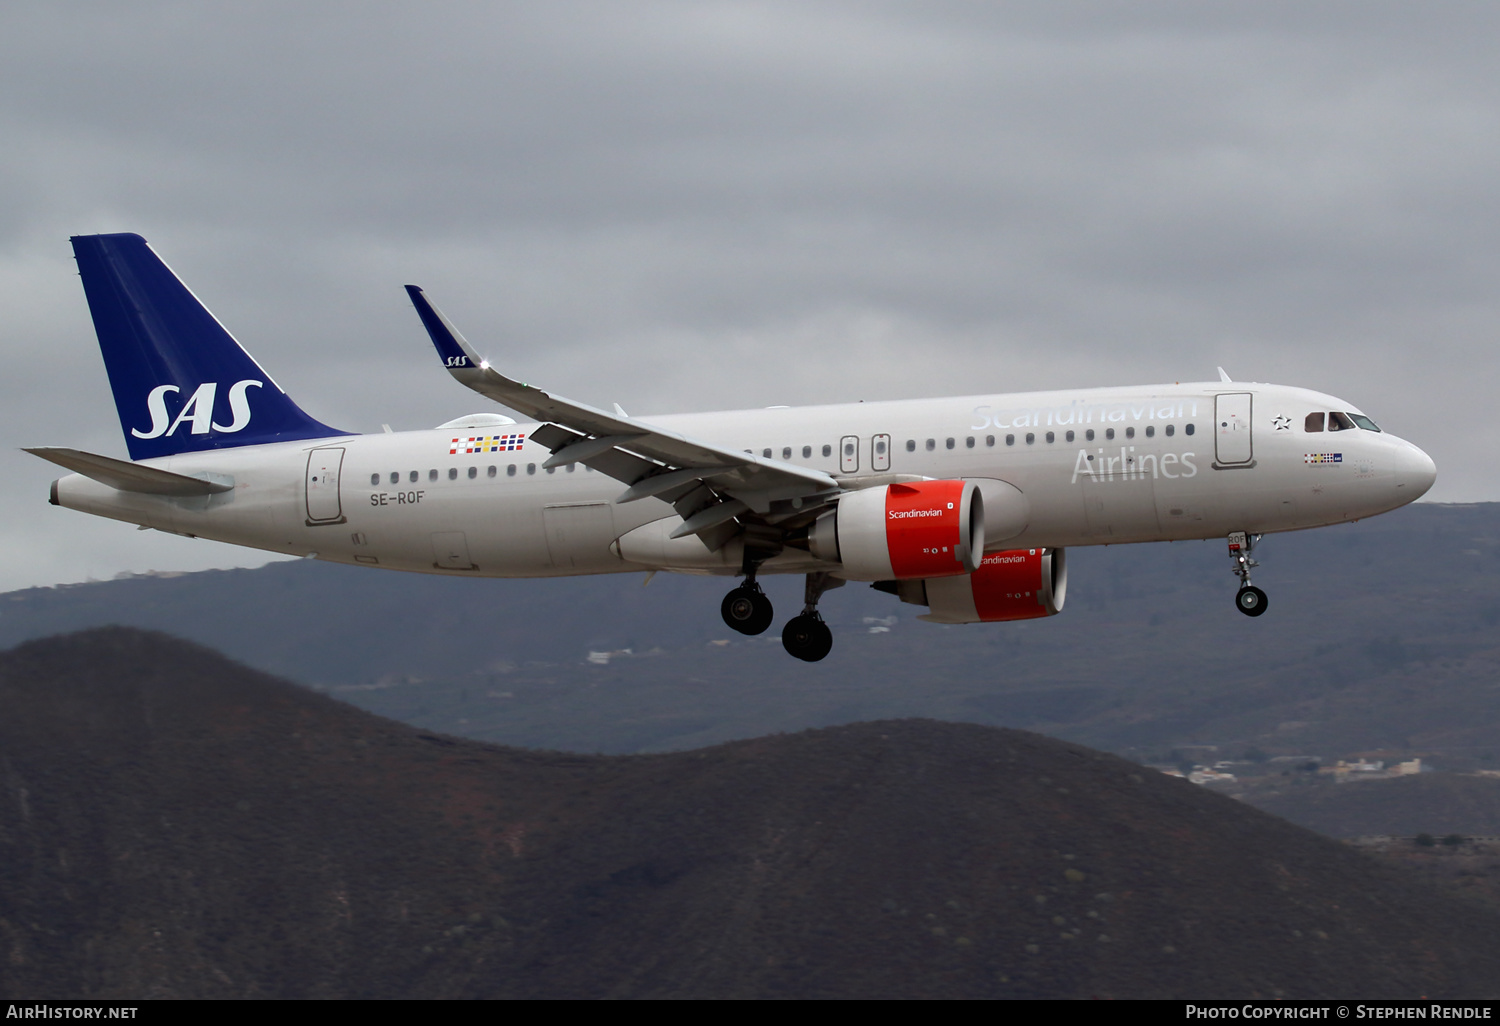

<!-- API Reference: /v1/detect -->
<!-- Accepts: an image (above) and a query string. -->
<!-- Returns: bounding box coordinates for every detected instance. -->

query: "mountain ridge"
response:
[4,627,1500,998]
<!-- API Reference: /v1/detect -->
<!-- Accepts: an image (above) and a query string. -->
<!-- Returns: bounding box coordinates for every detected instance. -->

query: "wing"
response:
[405,286,841,551]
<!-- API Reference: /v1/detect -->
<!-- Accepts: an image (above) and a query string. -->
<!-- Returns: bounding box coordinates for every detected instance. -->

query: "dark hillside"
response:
[3,628,1500,998]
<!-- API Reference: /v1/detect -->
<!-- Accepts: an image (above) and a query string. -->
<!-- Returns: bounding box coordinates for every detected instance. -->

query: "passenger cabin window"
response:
[1025,432,1035,445]
[762,448,772,458]
[965,436,975,448]
[782,447,792,459]
[389,472,399,485]
[803,445,812,458]
[507,465,517,476]
[905,439,916,452]
[1006,434,1015,446]
[1185,423,1195,435]
[1305,412,1325,432]
[1065,430,1075,442]
[1145,426,1154,438]
[468,466,478,479]
[986,435,995,447]
[925,439,936,451]
[822,444,833,457]
[945,437,955,449]
[429,469,438,482]
[370,473,379,486]
[488,466,497,477]
[1086,429,1095,442]
[448,468,457,480]
[1329,411,1356,432]
[1165,425,1175,437]
[1045,431,1055,443]
[1105,428,1115,441]
[409,470,419,483]
[1125,427,1135,439]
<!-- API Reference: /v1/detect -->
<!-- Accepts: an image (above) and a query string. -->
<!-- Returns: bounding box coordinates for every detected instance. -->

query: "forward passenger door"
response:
[1215,393,1254,465]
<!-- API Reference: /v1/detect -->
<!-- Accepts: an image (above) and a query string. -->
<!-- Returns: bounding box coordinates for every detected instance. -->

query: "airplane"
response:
[29,233,1437,661]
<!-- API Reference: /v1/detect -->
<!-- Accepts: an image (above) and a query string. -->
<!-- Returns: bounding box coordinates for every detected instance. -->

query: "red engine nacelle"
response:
[882,547,1067,623]
[809,480,985,581]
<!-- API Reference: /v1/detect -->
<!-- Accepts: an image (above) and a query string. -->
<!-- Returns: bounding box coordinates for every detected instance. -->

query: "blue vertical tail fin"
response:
[70,233,348,461]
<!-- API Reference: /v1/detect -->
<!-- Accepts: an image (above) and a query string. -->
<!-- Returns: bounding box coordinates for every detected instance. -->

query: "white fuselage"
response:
[53,381,1436,579]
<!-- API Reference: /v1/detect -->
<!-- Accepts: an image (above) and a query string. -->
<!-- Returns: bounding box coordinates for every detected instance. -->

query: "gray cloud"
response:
[2,1,1495,590]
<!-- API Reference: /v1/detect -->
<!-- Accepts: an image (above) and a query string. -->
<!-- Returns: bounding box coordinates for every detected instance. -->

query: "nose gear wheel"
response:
[1235,585,1268,617]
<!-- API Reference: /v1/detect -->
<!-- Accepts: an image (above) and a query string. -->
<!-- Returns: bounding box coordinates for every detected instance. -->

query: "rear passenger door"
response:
[305,447,345,524]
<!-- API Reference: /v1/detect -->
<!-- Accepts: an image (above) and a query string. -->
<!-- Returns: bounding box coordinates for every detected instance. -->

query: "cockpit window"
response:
[1349,413,1382,432]
[1328,411,1356,432]
[1305,412,1325,432]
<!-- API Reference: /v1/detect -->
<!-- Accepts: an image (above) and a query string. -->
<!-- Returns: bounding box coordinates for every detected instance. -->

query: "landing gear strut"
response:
[782,572,843,662]
[1228,531,1268,617]
[721,554,774,635]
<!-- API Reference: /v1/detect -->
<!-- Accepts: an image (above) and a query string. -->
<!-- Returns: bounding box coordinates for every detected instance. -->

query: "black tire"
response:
[1235,585,1268,617]
[722,586,774,635]
[782,614,834,662]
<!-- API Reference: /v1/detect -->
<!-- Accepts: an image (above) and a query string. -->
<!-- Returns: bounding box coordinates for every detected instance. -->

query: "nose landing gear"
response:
[1228,531,1268,617]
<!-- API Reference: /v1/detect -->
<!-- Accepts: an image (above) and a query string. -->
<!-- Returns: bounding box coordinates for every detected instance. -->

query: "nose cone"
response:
[1394,442,1437,501]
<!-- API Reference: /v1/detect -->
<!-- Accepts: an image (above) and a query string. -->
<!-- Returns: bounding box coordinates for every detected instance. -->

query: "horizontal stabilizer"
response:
[25,447,232,496]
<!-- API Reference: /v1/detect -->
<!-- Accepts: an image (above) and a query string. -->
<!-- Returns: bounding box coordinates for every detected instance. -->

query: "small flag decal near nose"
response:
[1304,453,1342,464]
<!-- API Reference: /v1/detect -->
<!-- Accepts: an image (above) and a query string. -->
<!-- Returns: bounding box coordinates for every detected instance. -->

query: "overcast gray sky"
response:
[3,2,1495,592]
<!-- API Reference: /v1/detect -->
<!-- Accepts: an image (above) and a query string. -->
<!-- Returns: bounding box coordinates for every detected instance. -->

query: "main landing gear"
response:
[718,569,844,662]
[721,581,774,636]
[781,572,844,663]
[1228,531,1268,617]
[722,550,776,635]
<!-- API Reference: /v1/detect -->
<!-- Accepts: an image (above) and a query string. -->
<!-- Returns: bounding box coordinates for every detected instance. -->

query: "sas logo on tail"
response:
[132,380,263,439]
